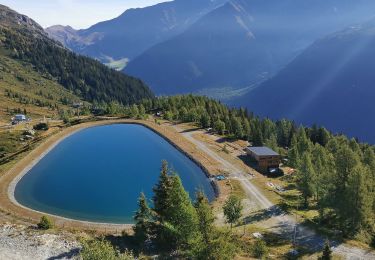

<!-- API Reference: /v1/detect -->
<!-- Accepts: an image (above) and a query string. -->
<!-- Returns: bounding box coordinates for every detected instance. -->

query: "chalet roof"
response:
[246,146,279,156]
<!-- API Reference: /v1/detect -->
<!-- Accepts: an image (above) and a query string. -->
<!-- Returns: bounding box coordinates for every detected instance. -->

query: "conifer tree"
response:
[133,193,154,246]
[297,153,315,207]
[242,118,251,140]
[265,134,278,152]
[252,128,264,146]
[153,160,172,221]
[288,135,300,168]
[195,191,215,245]
[296,127,310,154]
[347,165,373,234]
[163,173,201,254]
[334,146,360,232]
[320,240,332,260]
[214,120,226,135]
[231,117,243,139]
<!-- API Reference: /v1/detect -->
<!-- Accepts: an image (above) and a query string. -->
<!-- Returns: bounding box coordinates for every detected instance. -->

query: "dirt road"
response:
[173,125,375,259]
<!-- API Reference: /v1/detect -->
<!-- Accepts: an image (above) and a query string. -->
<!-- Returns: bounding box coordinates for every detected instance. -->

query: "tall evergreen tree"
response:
[296,127,310,154]
[231,116,243,139]
[334,146,360,233]
[195,191,215,245]
[163,173,201,255]
[320,240,332,260]
[153,160,172,221]
[288,135,300,168]
[297,153,315,207]
[347,165,374,235]
[252,128,264,147]
[133,193,154,246]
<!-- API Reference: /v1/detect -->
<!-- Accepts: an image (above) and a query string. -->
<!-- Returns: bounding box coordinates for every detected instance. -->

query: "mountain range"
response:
[27,0,375,143]
[0,4,153,119]
[239,20,375,143]
[48,0,375,97]
[46,0,227,67]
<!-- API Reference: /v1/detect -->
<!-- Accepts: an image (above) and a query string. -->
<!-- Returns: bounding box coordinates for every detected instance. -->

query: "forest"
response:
[0,27,153,105]
[136,95,374,244]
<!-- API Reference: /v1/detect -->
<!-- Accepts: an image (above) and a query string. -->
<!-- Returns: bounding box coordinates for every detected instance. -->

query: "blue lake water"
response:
[14,124,215,224]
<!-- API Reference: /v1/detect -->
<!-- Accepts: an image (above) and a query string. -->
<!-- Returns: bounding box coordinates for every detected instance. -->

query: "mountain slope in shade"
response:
[238,21,375,143]
[0,4,153,105]
[125,0,375,95]
[45,0,227,62]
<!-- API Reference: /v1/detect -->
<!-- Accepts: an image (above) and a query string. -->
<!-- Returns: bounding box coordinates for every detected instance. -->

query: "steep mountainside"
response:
[45,0,227,63]
[238,20,375,143]
[0,5,153,106]
[0,5,82,123]
[125,0,375,95]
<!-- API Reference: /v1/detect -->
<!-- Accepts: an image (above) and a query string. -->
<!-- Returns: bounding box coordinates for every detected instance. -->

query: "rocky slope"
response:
[0,224,80,260]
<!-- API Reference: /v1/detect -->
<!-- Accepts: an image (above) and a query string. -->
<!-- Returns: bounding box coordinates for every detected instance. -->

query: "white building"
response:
[14,114,27,122]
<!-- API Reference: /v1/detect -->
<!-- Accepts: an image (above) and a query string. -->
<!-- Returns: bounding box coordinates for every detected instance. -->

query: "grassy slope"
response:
[0,47,81,125]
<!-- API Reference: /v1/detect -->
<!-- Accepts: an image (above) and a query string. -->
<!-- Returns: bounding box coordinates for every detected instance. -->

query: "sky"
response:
[1,0,169,29]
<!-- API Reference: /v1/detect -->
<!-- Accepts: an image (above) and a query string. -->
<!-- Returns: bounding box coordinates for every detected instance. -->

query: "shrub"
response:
[33,122,49,131]
[252,239,269,259]
[37,216,53,230]
[80,238,134,260]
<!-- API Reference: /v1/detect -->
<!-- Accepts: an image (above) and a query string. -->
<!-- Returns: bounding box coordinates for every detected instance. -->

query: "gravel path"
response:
[174,125,375,260]
[0,224,80,260]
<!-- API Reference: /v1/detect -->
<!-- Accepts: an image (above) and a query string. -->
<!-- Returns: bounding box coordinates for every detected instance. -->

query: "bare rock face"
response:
[0,223,81,260]
[0,5,45,35]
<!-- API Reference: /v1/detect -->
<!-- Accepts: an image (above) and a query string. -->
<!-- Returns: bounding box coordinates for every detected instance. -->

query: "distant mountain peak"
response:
[0,4,45,35]
[45,0,228,62]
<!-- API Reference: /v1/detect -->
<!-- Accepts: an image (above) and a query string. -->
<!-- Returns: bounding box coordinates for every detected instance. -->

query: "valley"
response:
[0,1,375,259]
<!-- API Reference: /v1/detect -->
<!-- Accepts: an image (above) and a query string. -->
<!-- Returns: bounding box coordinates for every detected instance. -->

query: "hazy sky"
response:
[1,0,169,29]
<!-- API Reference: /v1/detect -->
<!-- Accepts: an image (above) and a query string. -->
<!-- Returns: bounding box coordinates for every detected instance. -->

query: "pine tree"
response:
[205,230,238,260]
[297,153,315,207]
[334,146,361,233]
[195,191,215,245]
[252,128,264,147]
[153,160,172,221]
[138,104,146,119]
[133,193,154,246]
[347,165,373,235]
[320,240,332,260]
[130,104,139,118]
[214,120,226,135]
[288,135,300,168]
[242,118,251,140]
[231,117,243,139]
[296,127,310,154]
[317,127,330,146]
[265,133,278,152]
[200,113,211,128]
[163,173,201,254]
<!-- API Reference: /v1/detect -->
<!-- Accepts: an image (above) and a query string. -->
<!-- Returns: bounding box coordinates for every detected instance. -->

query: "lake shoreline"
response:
[0,118,221,232]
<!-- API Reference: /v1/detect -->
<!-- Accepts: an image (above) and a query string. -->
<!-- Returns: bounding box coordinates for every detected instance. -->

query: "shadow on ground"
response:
[243,205,284,225]
[47,248,80,260]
